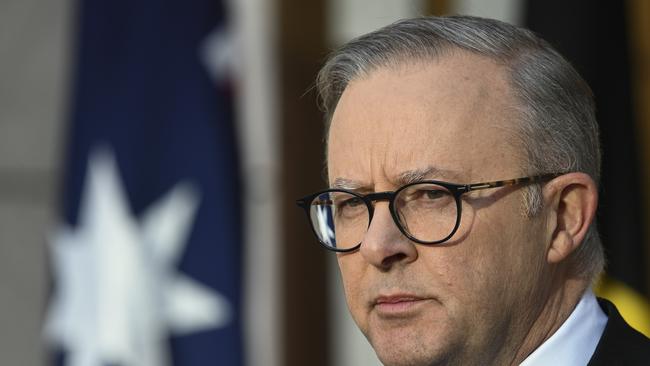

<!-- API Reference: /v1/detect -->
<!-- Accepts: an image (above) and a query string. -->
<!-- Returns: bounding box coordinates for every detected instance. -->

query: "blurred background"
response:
[0,0,648,365]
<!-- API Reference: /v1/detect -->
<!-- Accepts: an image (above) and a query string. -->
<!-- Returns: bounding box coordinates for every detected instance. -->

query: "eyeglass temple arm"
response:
[463,173,561,193]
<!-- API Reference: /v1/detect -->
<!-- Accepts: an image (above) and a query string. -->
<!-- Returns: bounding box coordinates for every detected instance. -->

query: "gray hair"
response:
[316,15,603,282]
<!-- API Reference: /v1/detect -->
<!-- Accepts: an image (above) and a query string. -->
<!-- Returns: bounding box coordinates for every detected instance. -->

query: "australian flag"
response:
[44,0,243,365]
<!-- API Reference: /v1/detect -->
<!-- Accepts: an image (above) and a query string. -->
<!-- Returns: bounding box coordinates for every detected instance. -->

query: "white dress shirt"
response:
[519,289,608,366]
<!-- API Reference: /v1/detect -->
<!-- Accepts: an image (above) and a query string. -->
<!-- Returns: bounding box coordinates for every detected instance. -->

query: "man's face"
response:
[327,53,551,366]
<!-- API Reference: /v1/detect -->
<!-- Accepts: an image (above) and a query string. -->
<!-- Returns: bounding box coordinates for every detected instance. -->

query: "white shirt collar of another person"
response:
[519,289,607,366]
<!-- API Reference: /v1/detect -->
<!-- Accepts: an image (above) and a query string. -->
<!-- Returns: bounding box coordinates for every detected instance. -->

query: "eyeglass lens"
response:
[308,183,458,250]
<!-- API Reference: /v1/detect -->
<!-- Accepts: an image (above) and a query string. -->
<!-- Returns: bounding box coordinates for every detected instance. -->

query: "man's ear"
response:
[543,173,598,264]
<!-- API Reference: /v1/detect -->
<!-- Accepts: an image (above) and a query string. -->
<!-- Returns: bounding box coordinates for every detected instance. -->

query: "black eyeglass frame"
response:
[296,173,561,252]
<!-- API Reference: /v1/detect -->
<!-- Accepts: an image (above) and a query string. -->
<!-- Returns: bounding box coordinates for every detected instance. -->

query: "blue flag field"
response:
[43,1,243,365]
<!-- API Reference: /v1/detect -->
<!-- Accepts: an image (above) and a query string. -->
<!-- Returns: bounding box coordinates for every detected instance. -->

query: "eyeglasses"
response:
[296,173,560,252]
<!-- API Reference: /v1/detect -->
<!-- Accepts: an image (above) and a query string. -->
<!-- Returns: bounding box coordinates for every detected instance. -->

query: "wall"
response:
[0,0,73,365]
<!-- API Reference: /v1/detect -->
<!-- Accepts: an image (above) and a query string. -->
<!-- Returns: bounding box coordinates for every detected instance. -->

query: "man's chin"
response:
[366,321,459,366]
[371,341,449,366]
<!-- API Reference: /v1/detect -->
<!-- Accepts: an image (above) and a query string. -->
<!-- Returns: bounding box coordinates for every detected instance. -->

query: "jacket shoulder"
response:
[588,298,650,366]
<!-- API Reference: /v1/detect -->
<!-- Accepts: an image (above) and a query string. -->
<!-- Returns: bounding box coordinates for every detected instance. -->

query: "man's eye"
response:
[339,197,364,208]
[424,189,447,200]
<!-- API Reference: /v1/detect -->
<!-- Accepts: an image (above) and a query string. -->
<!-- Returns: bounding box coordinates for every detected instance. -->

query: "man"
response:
[296,16,650,365]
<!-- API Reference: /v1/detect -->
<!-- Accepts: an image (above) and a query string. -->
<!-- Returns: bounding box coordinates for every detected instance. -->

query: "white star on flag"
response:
[44,148,232,366]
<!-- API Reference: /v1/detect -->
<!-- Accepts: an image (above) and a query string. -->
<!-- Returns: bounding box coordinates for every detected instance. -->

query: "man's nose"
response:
[359,202,418,270]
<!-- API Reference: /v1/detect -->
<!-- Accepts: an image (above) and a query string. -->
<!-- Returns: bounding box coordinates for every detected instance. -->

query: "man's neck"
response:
[508,276,588,365]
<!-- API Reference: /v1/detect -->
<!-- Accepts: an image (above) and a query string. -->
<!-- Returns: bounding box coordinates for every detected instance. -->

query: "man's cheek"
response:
[341,278,369,331]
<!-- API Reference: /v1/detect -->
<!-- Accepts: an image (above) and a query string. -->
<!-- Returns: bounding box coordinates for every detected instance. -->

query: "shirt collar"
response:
[519,289,608,366]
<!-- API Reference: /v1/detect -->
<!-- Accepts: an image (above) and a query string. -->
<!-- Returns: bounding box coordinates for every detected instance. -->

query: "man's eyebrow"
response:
[330,178,367,191]
[330,167,463,190]
[397,166,463,185]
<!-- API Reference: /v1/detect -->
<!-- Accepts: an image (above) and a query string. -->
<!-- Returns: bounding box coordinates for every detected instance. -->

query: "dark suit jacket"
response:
[587,298,650,365]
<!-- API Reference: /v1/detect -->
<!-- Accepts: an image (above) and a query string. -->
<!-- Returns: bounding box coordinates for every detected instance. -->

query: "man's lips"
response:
[372,294,433,317]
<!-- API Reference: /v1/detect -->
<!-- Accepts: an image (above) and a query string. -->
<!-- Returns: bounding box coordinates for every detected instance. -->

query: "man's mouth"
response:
[373,294,433,317]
